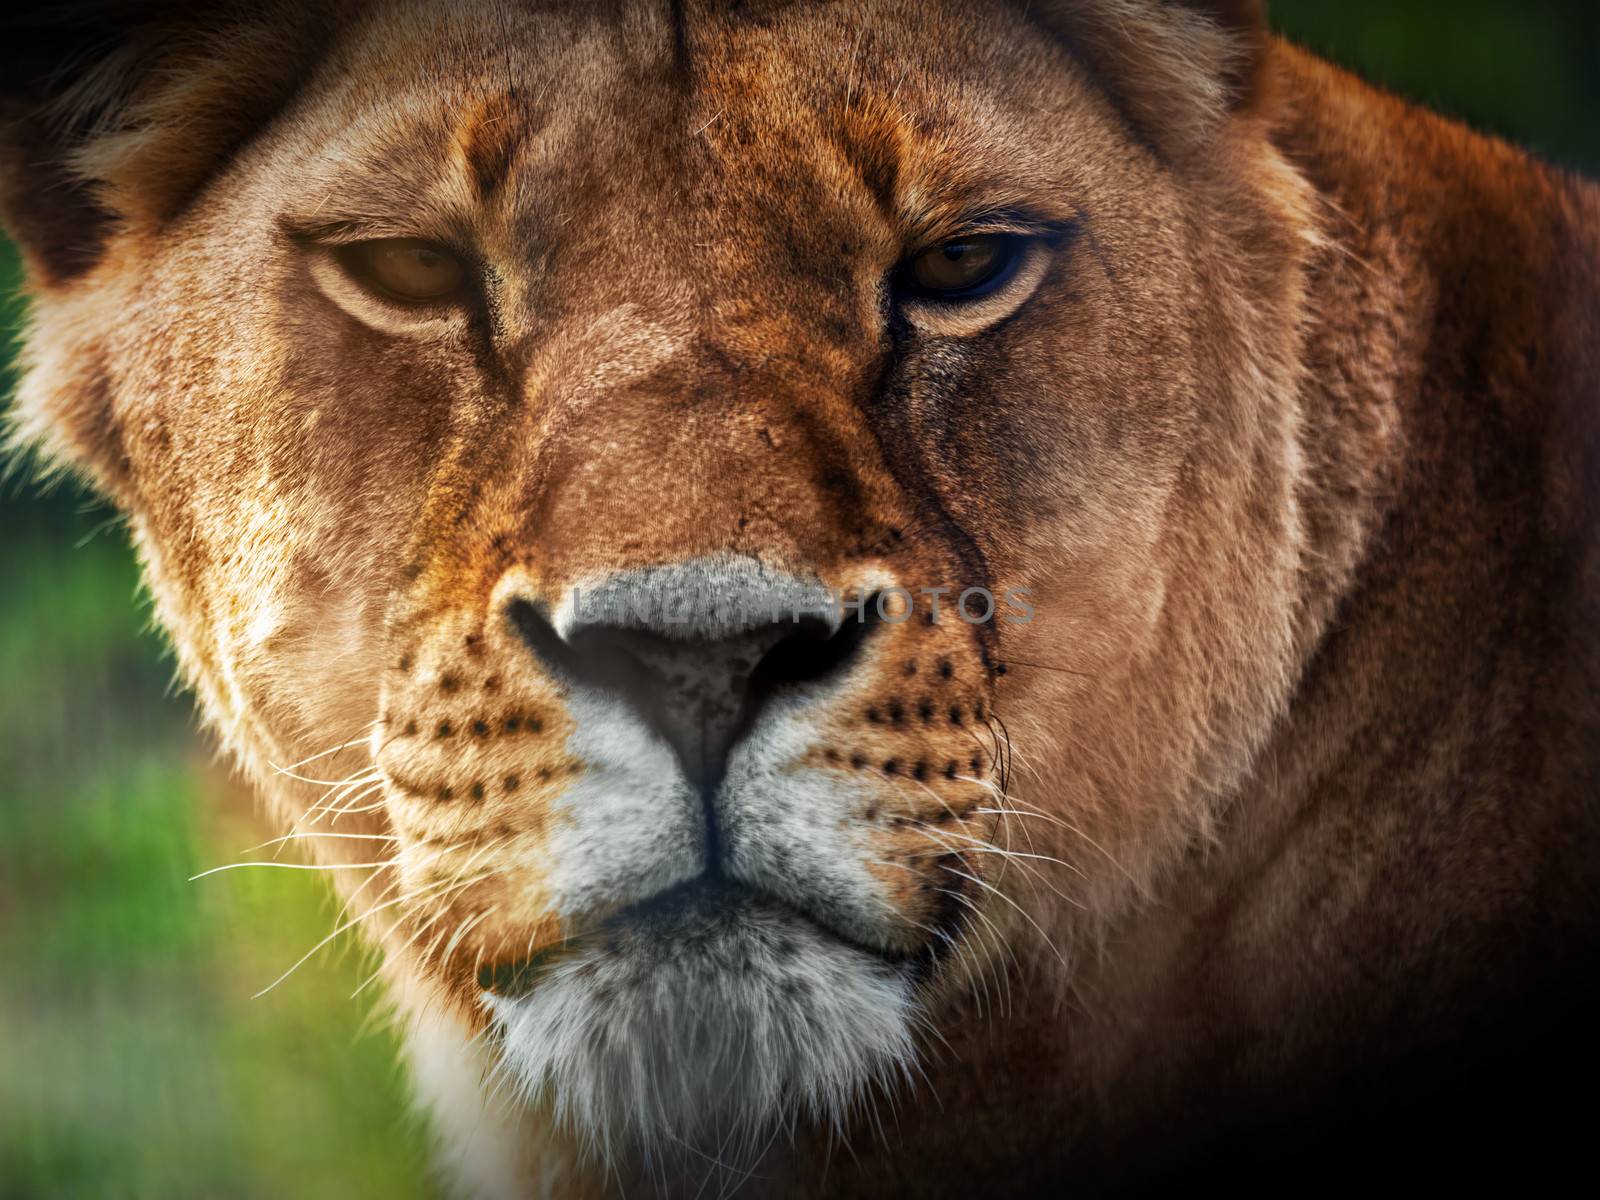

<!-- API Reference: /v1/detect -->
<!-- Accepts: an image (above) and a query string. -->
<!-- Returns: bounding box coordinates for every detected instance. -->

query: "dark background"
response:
[2,3,1597,1196]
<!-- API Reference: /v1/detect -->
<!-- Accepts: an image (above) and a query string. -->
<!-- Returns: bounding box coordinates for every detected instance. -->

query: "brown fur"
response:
[4,2,1597,1195]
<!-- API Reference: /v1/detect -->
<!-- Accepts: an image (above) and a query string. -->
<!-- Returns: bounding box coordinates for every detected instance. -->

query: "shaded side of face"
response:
[58,0,1225,1158]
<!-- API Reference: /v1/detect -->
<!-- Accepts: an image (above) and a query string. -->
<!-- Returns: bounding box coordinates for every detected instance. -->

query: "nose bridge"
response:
[521,317,893,588]
[553,558,841,642]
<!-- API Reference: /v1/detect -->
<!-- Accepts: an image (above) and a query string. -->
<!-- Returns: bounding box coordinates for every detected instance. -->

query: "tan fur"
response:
[4,1,1597,1194]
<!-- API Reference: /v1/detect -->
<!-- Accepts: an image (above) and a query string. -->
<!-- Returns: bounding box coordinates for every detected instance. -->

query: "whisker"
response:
[938,862,1067,968]
[971,789,1142,888]
[335,830,508,928]
[267,729,377,775]
[909,840,1087,909]
[190,859,399,880]
[252,869,495,999]
[907,822,1083,882]
[270,764,382,787]
[299,776,385,827]
[931,885,1017,1015]
[238,830,398,855]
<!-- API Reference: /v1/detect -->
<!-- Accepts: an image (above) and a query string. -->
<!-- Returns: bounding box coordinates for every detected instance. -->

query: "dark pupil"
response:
[932,239,998,288]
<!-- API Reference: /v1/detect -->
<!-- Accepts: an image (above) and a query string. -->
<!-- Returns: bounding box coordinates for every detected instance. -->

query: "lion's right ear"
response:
[1028,0,1270,160]
[0,3,332,288]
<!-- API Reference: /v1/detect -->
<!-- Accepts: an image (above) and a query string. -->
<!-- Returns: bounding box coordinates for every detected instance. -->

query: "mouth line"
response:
[476,875,911,998]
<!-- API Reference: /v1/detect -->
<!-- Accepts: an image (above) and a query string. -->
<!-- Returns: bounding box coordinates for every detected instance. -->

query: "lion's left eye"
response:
[904,234,1026,301]
[338,238,468,304]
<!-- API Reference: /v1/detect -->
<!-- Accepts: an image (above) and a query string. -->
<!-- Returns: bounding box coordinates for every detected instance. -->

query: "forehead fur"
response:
[1,0,1254,299]
[276,0,1105,233]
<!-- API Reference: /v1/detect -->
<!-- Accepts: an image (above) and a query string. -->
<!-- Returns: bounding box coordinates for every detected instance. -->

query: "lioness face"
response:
[16,0,1306,1159]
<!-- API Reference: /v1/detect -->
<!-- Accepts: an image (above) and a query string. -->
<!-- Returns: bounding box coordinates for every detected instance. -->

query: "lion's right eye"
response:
[338,238,468,304]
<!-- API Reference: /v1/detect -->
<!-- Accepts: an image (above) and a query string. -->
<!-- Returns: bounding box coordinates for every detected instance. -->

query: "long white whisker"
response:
[271,764,381,787]
[239,830,398,855]
[267,731,376,776]
[190,859,399,880]
[970,789,1141,888]
[912,831,1088,882]
[939,862,1067,968]
[300,776,385,827]
[931,885,1017,1014]
[333,834,495,927]
[912,842,1086,910]
[251,869,494,999]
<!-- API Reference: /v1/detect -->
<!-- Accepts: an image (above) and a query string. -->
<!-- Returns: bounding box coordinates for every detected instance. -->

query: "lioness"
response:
[4,0,1597,1194]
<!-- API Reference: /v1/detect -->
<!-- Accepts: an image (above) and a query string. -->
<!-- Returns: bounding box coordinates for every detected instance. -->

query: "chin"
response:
[481,881,920,1164]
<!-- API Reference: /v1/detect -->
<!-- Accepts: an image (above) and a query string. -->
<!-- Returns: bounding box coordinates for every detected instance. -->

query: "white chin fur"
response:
[482,892,919,1164]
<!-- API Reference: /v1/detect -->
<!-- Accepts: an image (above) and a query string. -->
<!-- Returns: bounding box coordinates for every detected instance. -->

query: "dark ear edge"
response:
[1027,0,1271,161]
[1203,0,1271,109]
[0,6,157,283]
[0,2,336,288]
[0,116,120,285]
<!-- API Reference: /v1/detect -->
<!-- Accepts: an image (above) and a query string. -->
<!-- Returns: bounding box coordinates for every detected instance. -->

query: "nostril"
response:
[506,591,885,698]
[506,598,577,682]
[506,598,562,671]
[750,592,885,694]
[506,597,645,698]
[503,584,887,796]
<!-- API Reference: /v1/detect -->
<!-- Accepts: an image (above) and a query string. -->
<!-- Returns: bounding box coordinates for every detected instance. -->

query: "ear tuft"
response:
[1194,0,1270,101]
[1028,0,1271,160]
[0,3,330,287]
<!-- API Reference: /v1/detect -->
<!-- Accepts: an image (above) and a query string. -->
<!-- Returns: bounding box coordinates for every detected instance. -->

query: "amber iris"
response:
[345,238,466,303]
[908,234,1020,298]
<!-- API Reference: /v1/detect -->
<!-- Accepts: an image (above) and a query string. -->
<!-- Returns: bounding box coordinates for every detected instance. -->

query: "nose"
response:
[506,561,882,787]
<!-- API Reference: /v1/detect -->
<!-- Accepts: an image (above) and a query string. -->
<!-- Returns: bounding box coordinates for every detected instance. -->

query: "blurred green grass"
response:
[0,239,436,1197]
[0,3,1596,1196]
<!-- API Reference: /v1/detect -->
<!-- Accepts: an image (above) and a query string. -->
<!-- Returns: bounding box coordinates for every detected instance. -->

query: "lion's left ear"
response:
[1030,0,1270,159]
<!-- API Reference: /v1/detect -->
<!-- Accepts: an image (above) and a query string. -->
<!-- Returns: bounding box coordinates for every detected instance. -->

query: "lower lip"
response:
[476,878,904,997]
